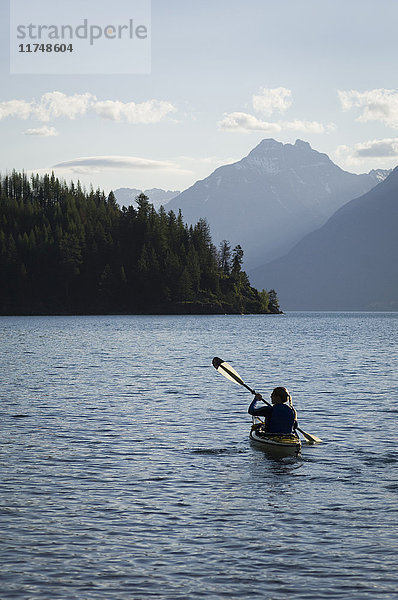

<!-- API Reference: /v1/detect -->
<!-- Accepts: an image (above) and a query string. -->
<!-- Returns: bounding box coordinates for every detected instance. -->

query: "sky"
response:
[1,0,398,194]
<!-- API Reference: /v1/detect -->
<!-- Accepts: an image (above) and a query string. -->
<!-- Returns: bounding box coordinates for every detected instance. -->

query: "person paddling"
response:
[248,387,298,434]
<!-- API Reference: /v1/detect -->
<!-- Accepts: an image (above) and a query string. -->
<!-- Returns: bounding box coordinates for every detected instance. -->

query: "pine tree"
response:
[268,289,280,313]
[219,240,231,275]
[231,245,244,275]
[0,171,281,314]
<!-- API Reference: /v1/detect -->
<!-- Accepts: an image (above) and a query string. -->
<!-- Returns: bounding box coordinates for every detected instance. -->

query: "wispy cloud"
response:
[0,99,32,120]
[218,111,334,134]
[52,156,181,173]
[219,87,334,134]
[337,138,398,165]
[338,88,398,128]
[34,92,94,121]
[0,92,93,122]
[24,125,58,137]
[355,138,398,157]
[93,99,176,123]
[177,155,237,167]
[0,92,177,125]
[218,112,281,132]
[252,87,292,117]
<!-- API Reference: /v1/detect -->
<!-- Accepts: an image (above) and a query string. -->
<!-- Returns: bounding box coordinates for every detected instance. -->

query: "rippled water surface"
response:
[1,313,398,599]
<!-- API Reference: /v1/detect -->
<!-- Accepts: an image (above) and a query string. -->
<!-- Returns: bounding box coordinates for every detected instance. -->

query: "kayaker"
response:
[248,387,298,434]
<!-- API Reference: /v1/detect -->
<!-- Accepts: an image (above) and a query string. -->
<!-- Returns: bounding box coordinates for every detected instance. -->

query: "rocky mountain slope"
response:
[165,139,389,268]
[250,167,398,310]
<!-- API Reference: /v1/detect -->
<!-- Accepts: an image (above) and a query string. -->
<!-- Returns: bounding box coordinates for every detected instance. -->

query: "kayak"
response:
[250,422,301,455]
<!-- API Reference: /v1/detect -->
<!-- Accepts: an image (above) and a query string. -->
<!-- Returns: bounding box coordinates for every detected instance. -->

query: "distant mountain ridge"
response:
[165,139,390,268]
[250,167,398,310]
[114,187,180,210]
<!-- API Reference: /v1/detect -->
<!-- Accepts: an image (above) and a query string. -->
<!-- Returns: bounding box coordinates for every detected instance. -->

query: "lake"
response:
[1,313,398,599]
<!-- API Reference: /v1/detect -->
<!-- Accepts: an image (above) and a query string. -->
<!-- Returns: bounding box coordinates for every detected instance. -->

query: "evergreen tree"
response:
[231,245,244,275]
[268,289,280,313]
[0,171,281,315]
[219,240,231,275]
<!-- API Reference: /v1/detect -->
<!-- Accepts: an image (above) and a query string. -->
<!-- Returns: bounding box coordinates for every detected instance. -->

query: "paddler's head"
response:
[271,387,292,405]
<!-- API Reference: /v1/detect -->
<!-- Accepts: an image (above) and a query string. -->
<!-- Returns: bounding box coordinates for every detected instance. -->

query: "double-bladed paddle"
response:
[212,356,322,444]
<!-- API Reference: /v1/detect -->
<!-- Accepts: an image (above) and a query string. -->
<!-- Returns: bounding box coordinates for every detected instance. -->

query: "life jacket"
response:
[266,403,296,434]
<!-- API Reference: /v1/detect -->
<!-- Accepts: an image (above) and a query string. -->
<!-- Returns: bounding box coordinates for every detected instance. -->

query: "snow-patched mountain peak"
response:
[241,138,333,175]
[294,139,311,150]
[244,139,286,174]
[247,138,283,154]
[247,138,313,157]
[165,139,386,267]
[367,168,393,183]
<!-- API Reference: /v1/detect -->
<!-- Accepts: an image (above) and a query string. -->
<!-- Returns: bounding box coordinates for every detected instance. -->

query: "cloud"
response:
[93,99,176,123]
[218,112,281,132]
[0,93,93,121]
[46,156,193,178]
[335,138,398,171]
[0,99,32,120]
[33,92,94,121]
[24,126,58,136]
[338,88,398,128]
[356,139,398,157]
[218,112,334,134]
[52,156,179,172]
[177,155,237,167]
[337,138,398,161]
[0,92,177,125]
[252,87,292,117]
[219,86,334,134]
[283,120,335,134]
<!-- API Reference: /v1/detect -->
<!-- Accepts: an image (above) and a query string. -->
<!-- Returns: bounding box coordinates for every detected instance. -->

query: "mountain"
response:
[165,139,389,268]
[368,168,392,183]
[249,167,398,311]
[114,187,180,210]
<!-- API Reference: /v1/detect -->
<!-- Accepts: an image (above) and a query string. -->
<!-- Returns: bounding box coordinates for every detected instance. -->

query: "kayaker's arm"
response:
[248,395,272,417]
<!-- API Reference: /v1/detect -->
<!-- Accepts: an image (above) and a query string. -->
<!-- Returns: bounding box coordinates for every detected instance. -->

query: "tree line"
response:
[0,171,281,315]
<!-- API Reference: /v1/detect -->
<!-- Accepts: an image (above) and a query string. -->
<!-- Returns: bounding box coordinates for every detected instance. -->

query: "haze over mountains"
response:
[114,187,180,210]
[250,167,398,310]
[165,139,389,268]
[111,139,397,310]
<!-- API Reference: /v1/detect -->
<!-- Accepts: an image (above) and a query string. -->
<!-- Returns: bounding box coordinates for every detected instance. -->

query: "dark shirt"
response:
[248,399,297,434]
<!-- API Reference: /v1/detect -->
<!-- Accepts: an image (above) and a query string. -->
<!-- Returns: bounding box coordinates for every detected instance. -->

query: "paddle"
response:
[212,357,322,444]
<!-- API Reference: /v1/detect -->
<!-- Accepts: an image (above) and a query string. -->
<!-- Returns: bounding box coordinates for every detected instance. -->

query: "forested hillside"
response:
[0,171,280,315]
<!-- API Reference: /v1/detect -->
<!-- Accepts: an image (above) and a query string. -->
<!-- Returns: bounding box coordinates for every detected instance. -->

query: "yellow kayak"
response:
[250,422,301,455]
